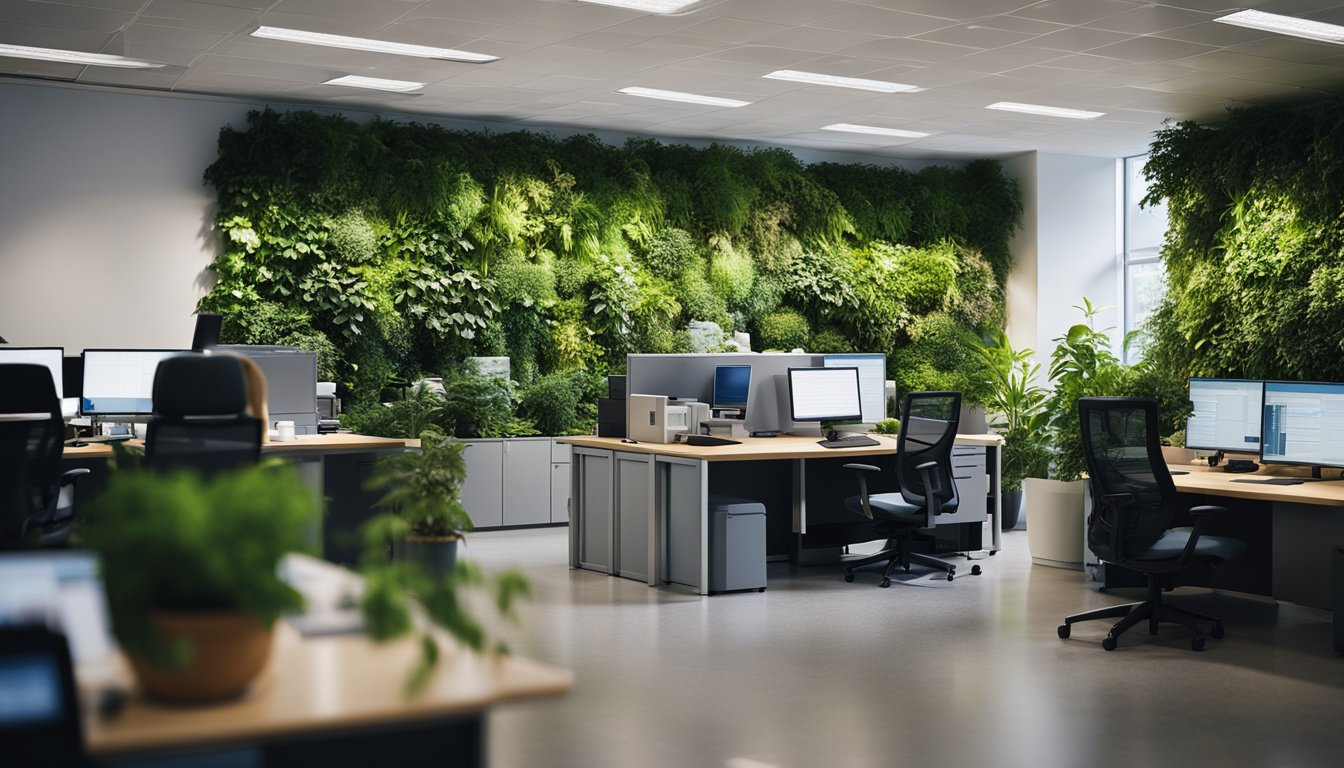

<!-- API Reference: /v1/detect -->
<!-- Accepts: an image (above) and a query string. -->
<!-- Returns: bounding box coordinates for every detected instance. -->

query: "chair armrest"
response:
[915,460,941,529]
[60,468,92,487]
[843,463,881,474]
[1098,493,1134,561]
[845,464,881,519]
[1176,505,1224,563]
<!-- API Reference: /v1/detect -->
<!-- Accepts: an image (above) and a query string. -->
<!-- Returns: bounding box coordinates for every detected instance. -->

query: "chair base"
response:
[843,536,980,587]
[1058,575,1225,651]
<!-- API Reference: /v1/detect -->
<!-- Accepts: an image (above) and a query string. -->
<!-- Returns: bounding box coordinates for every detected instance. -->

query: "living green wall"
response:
[1141,98,1344,431]
[198,108,1021,412]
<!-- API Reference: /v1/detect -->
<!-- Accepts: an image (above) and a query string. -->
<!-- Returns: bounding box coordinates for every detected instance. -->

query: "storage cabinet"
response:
[459,438,572,529]
[461,440,504,529]
[503,439,553,526]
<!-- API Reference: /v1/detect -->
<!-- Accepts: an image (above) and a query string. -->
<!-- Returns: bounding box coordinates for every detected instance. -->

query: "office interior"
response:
[4,1,1344,766]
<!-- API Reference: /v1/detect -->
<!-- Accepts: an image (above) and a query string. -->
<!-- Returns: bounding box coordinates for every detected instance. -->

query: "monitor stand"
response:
[1222,459,1258,473]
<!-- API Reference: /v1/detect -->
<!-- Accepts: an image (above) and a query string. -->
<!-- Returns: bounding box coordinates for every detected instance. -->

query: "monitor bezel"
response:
[1183,377,1264,454]
[787,366,862,423]
[79,348,187,418]
[0,346,64,396]
[1259,379,1344,470]
[711,364,752,411]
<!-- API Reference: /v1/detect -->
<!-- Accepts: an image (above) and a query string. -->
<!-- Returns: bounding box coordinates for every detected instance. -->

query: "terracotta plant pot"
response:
[128,612,274,703]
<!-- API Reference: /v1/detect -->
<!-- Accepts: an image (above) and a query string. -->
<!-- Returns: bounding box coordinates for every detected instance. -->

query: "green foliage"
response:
[201,109,1020,423]
[342,382,445,438]
[519,370,600,436]
[365,427,473,538]
[758,310,811,351]
[809,327,851,353]
[82,464,315,665]
[979,331,1051,491]
[441,368,516,438]
[1046,299,1133,482]
[890,312,994,407]
[872,418,901,435]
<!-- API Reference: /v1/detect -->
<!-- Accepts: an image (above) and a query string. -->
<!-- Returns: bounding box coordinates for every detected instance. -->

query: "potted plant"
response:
[978,331,1051,530]
[1031,298,1132,568]
[359,426,529,694]
[82,463,316,703]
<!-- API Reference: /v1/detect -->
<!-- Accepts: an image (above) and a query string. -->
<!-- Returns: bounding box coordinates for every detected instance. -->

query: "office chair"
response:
[1058,397,1246,651]
[0,625,85,766]
[145,354,262,476]
[0,363,89,548]
[843,391,978,586]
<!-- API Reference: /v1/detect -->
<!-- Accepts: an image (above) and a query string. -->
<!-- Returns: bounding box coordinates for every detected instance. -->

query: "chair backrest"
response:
[145,355,261,476]
[896,391,962,516]
[1078,397,1175,562]
[0,364,64,547]
[0,625,84,765]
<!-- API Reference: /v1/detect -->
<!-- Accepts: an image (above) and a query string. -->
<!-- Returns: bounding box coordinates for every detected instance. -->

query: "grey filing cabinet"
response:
[615,452,654,581]
[502,438,552,526]
[551,441,572,524]
[945,444,989,525]
[573,447,614,572]
[460,438,572,529]
[461,440,504,529]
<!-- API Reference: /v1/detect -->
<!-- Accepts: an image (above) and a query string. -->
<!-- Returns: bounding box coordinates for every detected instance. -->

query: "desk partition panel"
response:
[625,353,817,436]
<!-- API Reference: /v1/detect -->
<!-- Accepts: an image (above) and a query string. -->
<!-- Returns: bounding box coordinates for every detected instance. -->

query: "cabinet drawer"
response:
[552,440,572,463]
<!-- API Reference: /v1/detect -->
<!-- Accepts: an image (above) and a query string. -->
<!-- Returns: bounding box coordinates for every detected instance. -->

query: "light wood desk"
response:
[561,434,1003,594]
[61,433,407,460]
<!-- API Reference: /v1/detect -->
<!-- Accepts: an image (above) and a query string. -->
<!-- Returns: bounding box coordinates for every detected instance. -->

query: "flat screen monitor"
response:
[1261,381,1344,469]
[712,365,751,411]
[190,313,222,351]
[823,353,886,424]
[0,347,63,396]
[80,349,182,417]
[788,367,861,423]
[1185,378,1263,453]
[0,552,115,665]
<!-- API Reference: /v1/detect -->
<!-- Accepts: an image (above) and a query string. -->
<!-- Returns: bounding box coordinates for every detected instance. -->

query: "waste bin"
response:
[709,494,767,593]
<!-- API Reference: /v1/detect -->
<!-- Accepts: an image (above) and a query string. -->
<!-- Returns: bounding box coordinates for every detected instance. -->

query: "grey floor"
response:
[465,526,1344,768]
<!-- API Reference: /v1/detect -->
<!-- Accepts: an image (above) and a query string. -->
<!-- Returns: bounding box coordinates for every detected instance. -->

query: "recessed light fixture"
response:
[577,0,704,13]
[617,86,750,107]
[0,43,163,69]
[764,70,923,93]
[985,101,1104,120]
[251,26,497,62]
[1214,9,1344,44]
[821,123,929,139]
[323,75,424,93]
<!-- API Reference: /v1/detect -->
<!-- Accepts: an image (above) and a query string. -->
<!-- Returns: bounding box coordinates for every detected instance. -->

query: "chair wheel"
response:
[1057,625,1070,639]
[844,573,855,582]
[758,587,766,592]
[879,578,891,588]
[945,572,955,581]
[971,564,982,575]
[1102,636,1118,651]
[1211,624,1224,639]
[1191,637,1205,652]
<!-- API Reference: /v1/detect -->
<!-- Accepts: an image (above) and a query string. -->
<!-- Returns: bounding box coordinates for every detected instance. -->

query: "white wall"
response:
[0,80,952,352]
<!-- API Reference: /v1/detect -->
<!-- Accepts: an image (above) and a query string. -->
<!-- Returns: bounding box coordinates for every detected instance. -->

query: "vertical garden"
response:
[198,108,1022,434]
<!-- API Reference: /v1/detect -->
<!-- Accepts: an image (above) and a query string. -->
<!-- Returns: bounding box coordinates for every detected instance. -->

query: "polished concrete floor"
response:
[467,526,1344,768]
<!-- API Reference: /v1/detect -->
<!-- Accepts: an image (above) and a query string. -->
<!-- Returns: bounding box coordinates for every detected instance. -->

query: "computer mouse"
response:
[621,438,638,444]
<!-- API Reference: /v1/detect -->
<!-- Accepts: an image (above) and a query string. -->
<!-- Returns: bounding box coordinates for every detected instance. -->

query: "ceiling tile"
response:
[1087,35,1218,63]
[857,0,1042,22]
[0,0,132,31]
[406,0,553,26]
[1028,26,1132,53]
[0,20,107,50]
[140,0,260,33]
[808,7,956,37]
[727,0,859,26]
[1082,4,1214,34]
[840,37,979,64]
[1010,0,1145,26]
[913,23,1040,50]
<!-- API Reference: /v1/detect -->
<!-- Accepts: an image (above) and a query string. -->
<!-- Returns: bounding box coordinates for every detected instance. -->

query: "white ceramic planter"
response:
[1023,477,1085,569]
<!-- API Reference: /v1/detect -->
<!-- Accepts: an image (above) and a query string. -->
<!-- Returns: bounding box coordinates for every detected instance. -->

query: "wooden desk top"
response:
[61,433,406,460]
[560,432,1000,463]
[1170,463,1344,506]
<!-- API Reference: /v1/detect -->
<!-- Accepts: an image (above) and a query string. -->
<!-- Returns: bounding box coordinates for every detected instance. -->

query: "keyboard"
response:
[1231,477,1320,486]
[817,435,882,449]
[684,434,741,447]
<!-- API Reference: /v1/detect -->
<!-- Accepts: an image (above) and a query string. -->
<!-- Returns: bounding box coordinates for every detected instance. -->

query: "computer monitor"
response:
[1261,381,1344,470]
[190,313,223,352]
[823,353,886,424]
[217,345,318,435]
[712,365,751,412]
[0,347,63,396]
[1185,378,1263,453]
[80,349,183,418]
[788,367,862,423]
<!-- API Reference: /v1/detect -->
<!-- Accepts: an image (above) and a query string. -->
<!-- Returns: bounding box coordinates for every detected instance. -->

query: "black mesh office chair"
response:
[145,354,262,476]
[842,391,979,586]
[0,625,85,766]
[1058,397,1247,651]
[1,364,89,548]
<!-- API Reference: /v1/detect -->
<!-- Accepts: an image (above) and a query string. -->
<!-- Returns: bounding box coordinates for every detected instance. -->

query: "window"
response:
[1123,154,1169,361]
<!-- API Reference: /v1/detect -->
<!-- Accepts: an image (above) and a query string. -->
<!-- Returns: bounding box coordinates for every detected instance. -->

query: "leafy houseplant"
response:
[979,331,1051,529]
[1046,298,1133,482]
[871,418,901,435]
[360,427,529,694]
[82,463,316,702]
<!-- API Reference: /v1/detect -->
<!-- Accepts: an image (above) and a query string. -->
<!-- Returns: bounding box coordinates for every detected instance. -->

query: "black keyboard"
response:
[1231,477,1319,485]
[684,434,741,447]
[817,435,882,449]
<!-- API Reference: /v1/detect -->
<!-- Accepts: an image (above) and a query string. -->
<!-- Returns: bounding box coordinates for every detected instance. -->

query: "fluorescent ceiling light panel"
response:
[251,26,497,62]
[985,101,1104,119]
[617,86,750,107]
[764,70,923,93]
[1214,9,1344,44]
[821,123,929,139]
[577,0,704,13]
[323,75,424,93]
[0,43,163,69]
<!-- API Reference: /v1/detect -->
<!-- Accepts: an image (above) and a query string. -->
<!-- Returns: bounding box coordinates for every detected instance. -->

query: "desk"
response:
[561,434,1003,595]
[1167,464,1344,609]
[84,559,571,767]
[60,433,407,460]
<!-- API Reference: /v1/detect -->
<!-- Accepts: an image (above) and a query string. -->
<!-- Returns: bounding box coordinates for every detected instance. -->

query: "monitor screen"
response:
[1261,381,1344,469]
[80,349,182,416]
[1185,378,1263,453]
[0,552,115,665]
[0,347,63,396]
[788,367,862,423]
[823,353,886,424]
[712,365,751,411]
